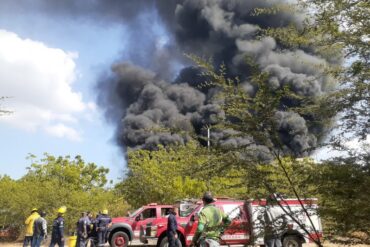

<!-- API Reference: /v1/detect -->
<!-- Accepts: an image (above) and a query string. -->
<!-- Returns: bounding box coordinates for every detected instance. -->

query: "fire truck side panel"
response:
[250,199,323,245]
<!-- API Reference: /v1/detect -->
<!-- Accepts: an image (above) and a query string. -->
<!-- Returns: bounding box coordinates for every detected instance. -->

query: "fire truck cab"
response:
[108,203,175,247]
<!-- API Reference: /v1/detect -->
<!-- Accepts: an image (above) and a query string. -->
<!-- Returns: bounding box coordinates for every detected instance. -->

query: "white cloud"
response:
[45,124,82,142]
[0,29,89,141]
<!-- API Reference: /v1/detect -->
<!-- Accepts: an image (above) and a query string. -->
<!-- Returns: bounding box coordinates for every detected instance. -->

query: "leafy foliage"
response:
[0,154,129,235]
[119,142,247,207]
[225,0,369,238]
[316,147,370,236]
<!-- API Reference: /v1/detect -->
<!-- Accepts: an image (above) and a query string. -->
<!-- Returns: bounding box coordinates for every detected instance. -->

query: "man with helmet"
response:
[32,211,47,247]
[24,208,40,247]
[96,209,112,247]
[191,192,230,247]
[49,206,66,247]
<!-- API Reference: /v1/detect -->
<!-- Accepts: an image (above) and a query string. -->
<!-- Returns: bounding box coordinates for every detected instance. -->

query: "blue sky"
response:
[0,7,128,181]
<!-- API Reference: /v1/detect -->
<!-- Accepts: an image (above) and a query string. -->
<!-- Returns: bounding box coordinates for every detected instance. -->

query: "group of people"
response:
[75,210,112,247]
[23,206,112,247]
[23,208,47,247]
[23,206,66,247]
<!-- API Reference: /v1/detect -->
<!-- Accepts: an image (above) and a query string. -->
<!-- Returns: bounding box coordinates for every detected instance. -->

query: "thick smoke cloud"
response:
[93,0,336,156]
[96,0,335,156]
[9,0,334,155]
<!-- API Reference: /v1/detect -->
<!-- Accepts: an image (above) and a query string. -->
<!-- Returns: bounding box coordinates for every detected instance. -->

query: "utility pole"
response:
[207,126,210,151]
[206,126,210,190]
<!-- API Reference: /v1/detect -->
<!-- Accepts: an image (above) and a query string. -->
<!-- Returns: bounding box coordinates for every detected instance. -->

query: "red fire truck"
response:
[108,203,175,247]
[108,198,322,247]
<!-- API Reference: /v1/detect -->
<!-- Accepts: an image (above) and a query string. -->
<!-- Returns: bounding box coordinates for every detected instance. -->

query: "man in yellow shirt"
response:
[24,208,40,247]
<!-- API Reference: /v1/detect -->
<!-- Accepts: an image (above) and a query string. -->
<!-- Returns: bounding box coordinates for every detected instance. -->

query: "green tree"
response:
[316,145,370,237]
[263,0,370,237]
[0,154,129,236]
[184,56,326,246]
[120,142,247,207]
[260,0,369,144]
[25,154,109,191]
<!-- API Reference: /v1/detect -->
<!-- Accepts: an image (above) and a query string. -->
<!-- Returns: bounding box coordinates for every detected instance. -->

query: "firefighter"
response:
[167,207,179,247]
[32,211,47,247]
[96,209,112,247]
[77,212,90,247]
[24,208,40,247]
[87,212,98,246]
[49,206,66,247]
[191,192,230,247]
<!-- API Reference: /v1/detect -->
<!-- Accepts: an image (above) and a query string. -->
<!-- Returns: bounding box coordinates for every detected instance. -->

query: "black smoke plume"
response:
[96,0,335,156]
[5,0,335,155]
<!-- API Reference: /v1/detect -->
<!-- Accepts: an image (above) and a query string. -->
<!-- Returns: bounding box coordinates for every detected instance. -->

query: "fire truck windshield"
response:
[129,207,143,217]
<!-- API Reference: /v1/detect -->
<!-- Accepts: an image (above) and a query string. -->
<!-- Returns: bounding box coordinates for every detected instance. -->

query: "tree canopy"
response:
[0,154,129,234]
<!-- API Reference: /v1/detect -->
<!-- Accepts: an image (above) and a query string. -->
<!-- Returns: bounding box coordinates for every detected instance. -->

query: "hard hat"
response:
[57,206,67,214]
[202,191,215,203]
[31,208,38,212]
[102,209,108,215]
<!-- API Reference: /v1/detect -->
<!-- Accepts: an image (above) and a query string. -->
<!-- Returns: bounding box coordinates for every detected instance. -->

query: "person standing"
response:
[96,209,112,247]
[167,208,179,247]
[263,194,287,247]
[32,211,47,247]
[49,206,66,247]
[191,192,230,247]
[87,212,98,246]
[24,208,40,247]
[77,212,90,247]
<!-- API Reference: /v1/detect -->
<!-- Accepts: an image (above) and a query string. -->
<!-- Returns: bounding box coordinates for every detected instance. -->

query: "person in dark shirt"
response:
[87,212,98,246]
[97,209,112,247]
[77,212,90,247]
[32,211,47,247]
[49,206,66,247]
[167,207,179,247]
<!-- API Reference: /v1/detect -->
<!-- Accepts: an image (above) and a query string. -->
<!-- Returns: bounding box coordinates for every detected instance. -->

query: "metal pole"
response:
[207,127,210,150]
[206,126,210,190]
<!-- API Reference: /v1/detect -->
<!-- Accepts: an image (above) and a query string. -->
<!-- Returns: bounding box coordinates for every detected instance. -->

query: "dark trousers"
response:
[264,237,282,247]
[49,237,64,247]
[167,231,179,247]
[98,230,107,247]
[77,235,87,247]
[23,236,33,247]
[31,235,44,247]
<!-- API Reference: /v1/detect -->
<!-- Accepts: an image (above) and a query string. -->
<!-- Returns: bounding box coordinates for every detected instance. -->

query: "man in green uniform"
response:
[191,192,230,247]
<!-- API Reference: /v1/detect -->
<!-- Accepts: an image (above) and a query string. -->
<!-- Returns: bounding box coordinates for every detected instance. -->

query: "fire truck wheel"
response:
[111,231,129,247]
[283,236,302,247]
[159,237,182,247]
